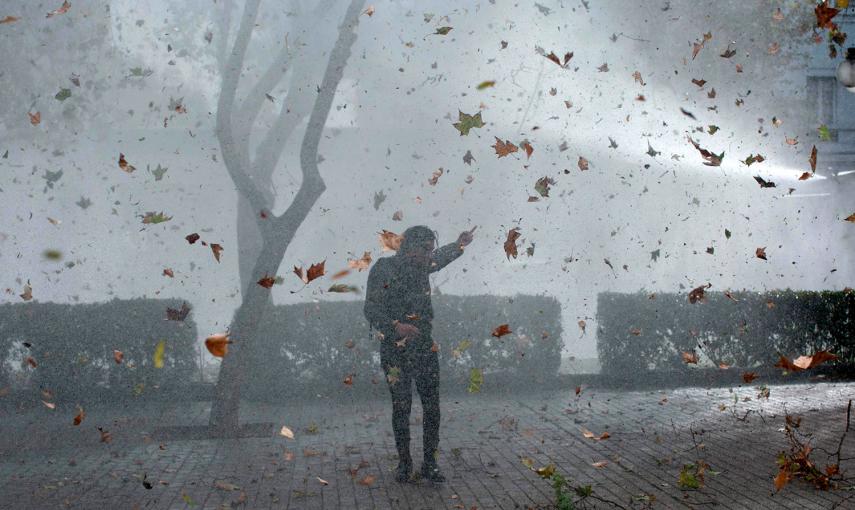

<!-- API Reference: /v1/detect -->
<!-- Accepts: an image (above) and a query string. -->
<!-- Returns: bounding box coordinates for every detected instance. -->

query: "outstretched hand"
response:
[457,226,477,248]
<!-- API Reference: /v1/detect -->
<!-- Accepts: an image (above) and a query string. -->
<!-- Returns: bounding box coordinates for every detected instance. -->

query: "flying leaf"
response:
[753,176,776,188]
[428,167,443,185]
[688,283,711,304]
[46,1,71,18]
[687,136,724,166]
[142,211,171,225]
[691,78,706,88]
[433,26,453,35]
[452,111,484,136]
[581,428,610,440]
[185,233,200,244]
[818,125,832,141]
[578,156,589,170]
[166,301,191,321]
[534,176,555,197]
[210,243,224,262]
[20,283,33,301]
[468,368,483,393]
[163,268,174,278]
[378,230,403,252]
[756,247,767,260]
[476,80,496,90]
[55,88,71,101]
[682,351,699,364]
[520,141,534,159]
[205,333,232,358]
[743,154,765,166]
[463,150,475,165]
[118,153,136,173]
[153,340,166,369]
[113,350,123,364]
[257,275,276,288]
[347,251,372,271]
[720,46,736,58]
[844,213,855,223]
[492,137,518,158]
[150,164,168,180]
[362,5,374,16]
[294,261,326,284]
[504,227,521,259]
[691,31,712,59]
[73,406,85,426]
[646,141,661,157]
[633,71,645,85]
[742,372,758,383]
[28,112,41,125]
[0,16,20,24]
[707,125,719,135]
[492,324,512,338]
[809,145,817,173]
[815,2,840,30]
[597,63,609,72]
[328,283,359,293]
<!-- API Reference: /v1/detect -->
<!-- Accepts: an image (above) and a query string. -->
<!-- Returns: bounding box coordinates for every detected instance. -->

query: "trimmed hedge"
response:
[244,293,562,399]
[597,289,854,377]
[0,298,198,402]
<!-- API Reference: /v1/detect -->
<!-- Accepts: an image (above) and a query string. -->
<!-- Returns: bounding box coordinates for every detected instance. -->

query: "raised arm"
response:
[428,241,464,274]
[364,260,398,330]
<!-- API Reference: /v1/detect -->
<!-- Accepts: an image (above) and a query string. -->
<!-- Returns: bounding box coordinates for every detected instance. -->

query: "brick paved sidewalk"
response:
[1,381,853,509]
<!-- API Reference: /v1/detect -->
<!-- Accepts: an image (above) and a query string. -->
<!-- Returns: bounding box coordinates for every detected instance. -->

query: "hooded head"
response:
[397,225,437,266]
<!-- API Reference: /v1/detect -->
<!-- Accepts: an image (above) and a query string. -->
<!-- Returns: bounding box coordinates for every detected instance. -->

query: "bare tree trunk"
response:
[209,0,365,437]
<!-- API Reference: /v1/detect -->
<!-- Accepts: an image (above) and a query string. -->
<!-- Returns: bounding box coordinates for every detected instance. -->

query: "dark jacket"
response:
[364,242,464,335]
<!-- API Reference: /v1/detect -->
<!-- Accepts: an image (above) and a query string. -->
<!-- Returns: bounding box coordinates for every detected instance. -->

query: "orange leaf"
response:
[578,156,589,171]
[756,247,767,260]
[343,374,354,386]
[774,355,803,372]
[28,112,41,125]
[113,350,124,364]
[347,251,372,271]
[815,1,840,30]
[163,268,174,278]
[682,351,699,364]
[331,269,350,279]
[205,333,232,358]
[774,468,791,491]
[378,230,403,252]
[492,324,512,338]
[73,406,85,426]
[358,474,376,486]
[742,372,758,383]
[492,137,519,158]
[793,350,838,370]
[521,141,534,159]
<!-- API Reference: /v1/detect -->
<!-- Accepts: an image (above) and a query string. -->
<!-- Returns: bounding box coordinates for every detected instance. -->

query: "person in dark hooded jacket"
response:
[364,225,475,482]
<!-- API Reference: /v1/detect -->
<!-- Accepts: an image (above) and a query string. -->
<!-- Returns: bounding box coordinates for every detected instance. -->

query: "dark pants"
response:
[380,324,440,465]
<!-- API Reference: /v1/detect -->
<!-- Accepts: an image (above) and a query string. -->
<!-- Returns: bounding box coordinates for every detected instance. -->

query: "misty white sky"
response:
[1,0,853,377]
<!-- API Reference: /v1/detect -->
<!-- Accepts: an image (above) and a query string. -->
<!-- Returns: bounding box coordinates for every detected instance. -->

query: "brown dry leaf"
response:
[682,351,699,364]
[578,156,589,171]
[205,333,232,358]
[362,5,374,16]
[26,356,37,368]
[577,320,586,334]
[688,283,711,304]
[118,153,136,173]
[73,406,85,426]
[767,42,780,55]
[691,78,707,88]
[431,342,440,352]
[845,213,855,223]
[293,261,325,284]
[347,251,372,271]
[592,461,608,468]
[46,1,71,18]
[428,167,443,185]
[20,284,33,301]
[582,428,610,440]
[687,136,724,166]
[378,230,403,252]
[792,350,838,370]
[521,141,534,159]
[775,355,802,372]
[632,71,645,86]
[756,247,767,260]
[742,372,758,383]
[774,468,791,491]
[257,274,276,288]
[504,227,521,259]
[210,243,224,262]
[392,210,403,221]
[809,145,817,173]
[492,137,519,158]
[575,385,582,396]
[492,324,512,338]
[185,233,200,244]
[331,269,350,280]
[691,31,712,59]
[343,374,353,386]
[279,425,295,439]
[815,2,840,30]
[724,291,738,302]
[113,350,123,364]
[0,15,20,24]
[772,7,784,22]
[28,112,41,125]
[358,474,376,486]
[163,268,174,278]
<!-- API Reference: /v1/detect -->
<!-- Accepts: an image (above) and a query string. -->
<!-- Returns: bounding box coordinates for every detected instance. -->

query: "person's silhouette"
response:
[364,225,475,482]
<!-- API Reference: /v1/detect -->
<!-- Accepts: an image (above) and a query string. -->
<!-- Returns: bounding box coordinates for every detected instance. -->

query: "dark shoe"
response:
[395,460,413,483]
[420,462,446,482]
